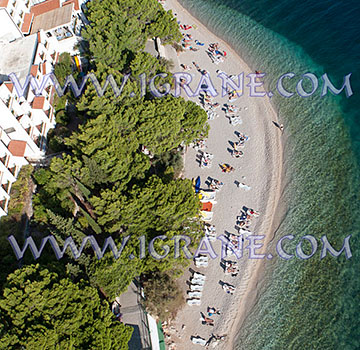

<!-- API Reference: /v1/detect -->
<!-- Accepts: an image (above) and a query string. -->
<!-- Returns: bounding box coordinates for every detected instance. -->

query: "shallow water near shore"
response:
[178,0,360,348]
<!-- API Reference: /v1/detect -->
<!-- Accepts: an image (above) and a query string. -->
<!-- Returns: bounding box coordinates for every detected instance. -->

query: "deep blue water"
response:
[178,0,360,348]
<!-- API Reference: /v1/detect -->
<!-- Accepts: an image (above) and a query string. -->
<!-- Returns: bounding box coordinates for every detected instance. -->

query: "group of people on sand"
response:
[200,307,221,326]
[231,131,249,158]
[222,282,236,295]
[201,152,214,168]
[191,333,227,348]
[224,260,239,277]
[219,163,235,173]
[179,26,201,51]
[237,207,260,229]
[173,9,266,350]
[192,307,226,348]
[206,42,227,64]
[209,178,223,191]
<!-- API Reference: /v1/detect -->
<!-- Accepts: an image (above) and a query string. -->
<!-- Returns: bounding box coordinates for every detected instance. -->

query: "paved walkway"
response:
[119,281,152,350]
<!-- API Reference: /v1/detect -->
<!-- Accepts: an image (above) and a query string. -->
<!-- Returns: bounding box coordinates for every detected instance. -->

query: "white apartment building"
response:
[0,0,88,217]
[0,8,23,42]
[0,0,87,52]
[0,0,31,33]
[0,31,57,216]
[30,0,84,54]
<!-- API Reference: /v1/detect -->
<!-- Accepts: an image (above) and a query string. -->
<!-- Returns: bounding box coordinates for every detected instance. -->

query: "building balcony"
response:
[32,135,42,149]
[0,199,7,213]
[5,97,11,108]
[0,154,8,167]
[0,195,9,216]
[1,181,10,194]
[8,166,17,177]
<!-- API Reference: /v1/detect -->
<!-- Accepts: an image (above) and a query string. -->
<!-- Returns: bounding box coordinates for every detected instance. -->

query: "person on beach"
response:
[273,121,284,132]
[220,164,235,173]
[214,334,227,341]
[232,149,243,158]
[192,61,200,71]
[207,307,221,316]
[222,283,235,294]
[200,313,215,326]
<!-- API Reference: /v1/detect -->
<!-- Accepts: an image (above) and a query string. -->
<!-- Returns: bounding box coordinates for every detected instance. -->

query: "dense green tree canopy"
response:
[83,0,181,70]
[91,175,200,235]
[7,0,209,336]
[0,264,132,350]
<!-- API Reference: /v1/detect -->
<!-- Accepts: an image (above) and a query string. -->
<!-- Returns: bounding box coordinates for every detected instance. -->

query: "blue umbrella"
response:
[195,176,201,193]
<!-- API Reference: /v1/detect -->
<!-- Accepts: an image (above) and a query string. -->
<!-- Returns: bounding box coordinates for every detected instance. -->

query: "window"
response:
[4,127,16,134]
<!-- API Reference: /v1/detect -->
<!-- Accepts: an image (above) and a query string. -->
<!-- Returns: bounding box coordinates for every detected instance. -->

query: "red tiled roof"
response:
[4,82,13,92]
[30,65,38,77]
[8,140,27,157]
[21,13,34,34]
[0,0,9,8]
[32,96,45,109]
[30,0,60,16]
[41,62,46,75]
[63,0,79,11]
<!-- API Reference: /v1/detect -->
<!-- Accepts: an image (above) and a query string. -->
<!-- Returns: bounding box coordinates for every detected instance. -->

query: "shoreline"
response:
[161,0,284,348]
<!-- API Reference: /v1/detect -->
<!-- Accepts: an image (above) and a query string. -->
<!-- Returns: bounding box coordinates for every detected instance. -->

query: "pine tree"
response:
[0,264,133,349]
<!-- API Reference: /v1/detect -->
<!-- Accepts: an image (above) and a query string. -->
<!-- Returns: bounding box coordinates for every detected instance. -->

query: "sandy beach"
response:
[160,0,284,348]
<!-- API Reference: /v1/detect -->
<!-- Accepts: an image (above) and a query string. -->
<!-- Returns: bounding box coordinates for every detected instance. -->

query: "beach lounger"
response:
[200,211,213,221]
[207,111,216,120]
[238,183,251,191]
[230,116,242,126]
[192,274,206,281]
[193,272,206,280]
[200,190,216,200]
[239,228,251,235]
[195,260,209,267]
[190,277,206,285]
[205,232,217,242]
[188,291,202,298]
[195,255,209,262]
[195,258,209,264]
[191,336,207,346]
[204,225,216,235]
[190,284,204,291]
[201,202,213,212]
[200,197,217,204]
[187,298,201,306]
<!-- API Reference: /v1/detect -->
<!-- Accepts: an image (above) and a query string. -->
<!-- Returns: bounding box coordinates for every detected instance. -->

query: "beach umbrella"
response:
[195,176,201,193]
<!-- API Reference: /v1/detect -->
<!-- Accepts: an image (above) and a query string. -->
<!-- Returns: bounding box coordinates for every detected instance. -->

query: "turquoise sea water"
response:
[178,0,360,349]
